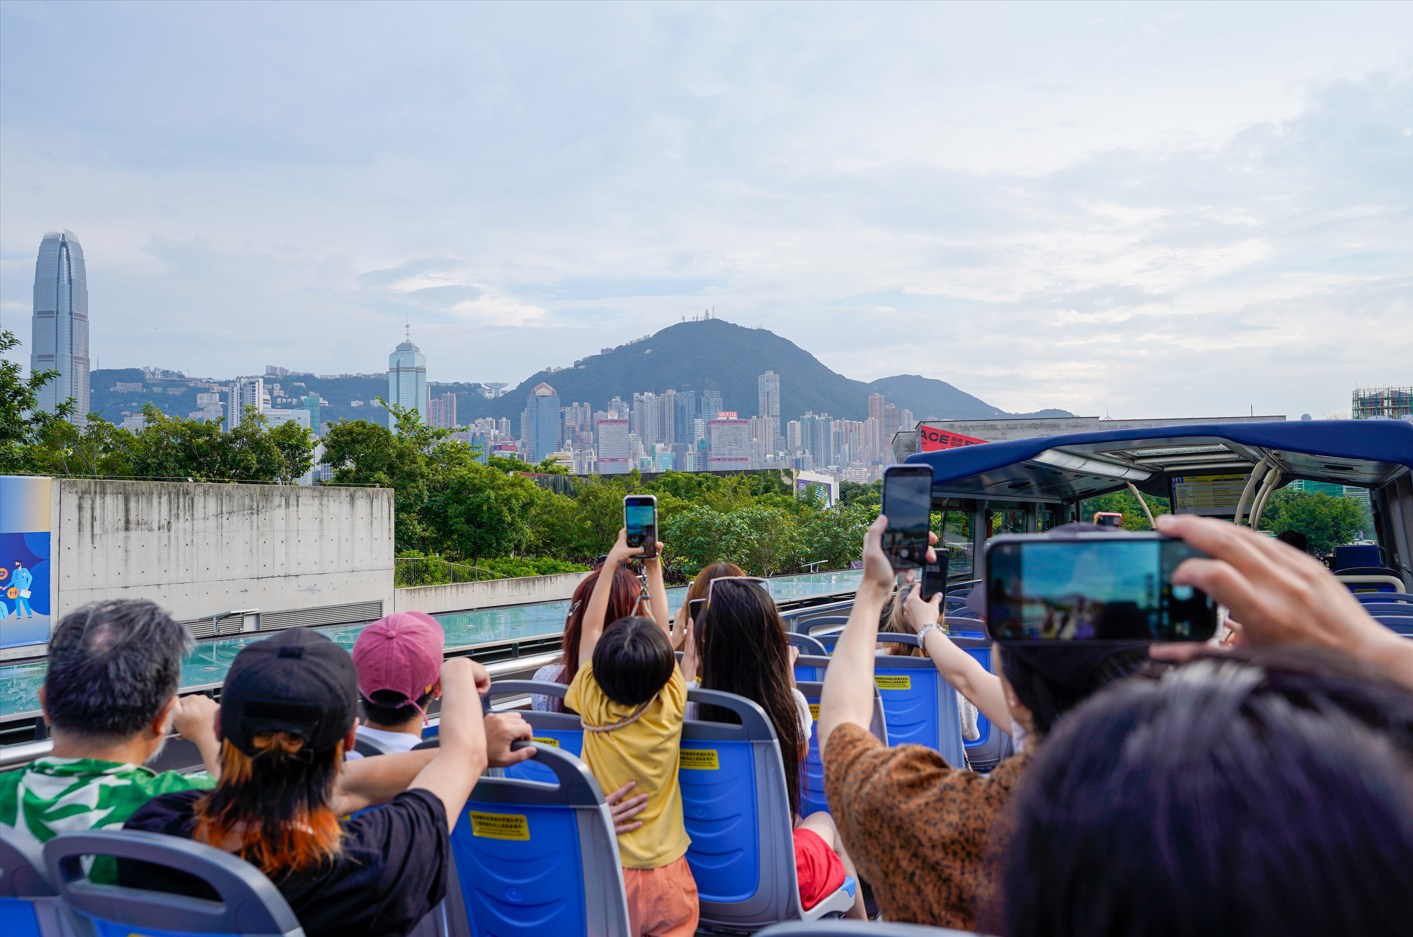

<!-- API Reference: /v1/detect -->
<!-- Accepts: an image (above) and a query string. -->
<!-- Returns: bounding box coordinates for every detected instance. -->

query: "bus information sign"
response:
[1170,473,1249,517]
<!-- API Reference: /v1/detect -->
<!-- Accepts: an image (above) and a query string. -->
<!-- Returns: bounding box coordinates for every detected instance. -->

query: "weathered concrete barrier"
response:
[393,571,588,615]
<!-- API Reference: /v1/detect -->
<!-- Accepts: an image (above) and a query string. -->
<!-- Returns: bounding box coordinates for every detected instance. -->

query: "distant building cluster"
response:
[511,370,914,482]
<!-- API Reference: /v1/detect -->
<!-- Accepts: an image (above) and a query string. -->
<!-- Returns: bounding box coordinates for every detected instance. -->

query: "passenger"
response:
[0,600,220,879]
[879,582,1004,742]
[1152,513,1413,692]
[350,611,445,755]
[817,517,1149,929]
[687,577,867,919]
[1275,528,1311,554]
[567,529,698,937]
[531,564,641,712]
[672,561,747,650]
[1001,650,1413,937]
[121,628,498,937]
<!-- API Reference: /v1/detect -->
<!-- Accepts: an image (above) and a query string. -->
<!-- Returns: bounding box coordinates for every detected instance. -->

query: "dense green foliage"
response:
[1078,490,1172,530]
[1259,490,1368,555]
[1,329,75,473]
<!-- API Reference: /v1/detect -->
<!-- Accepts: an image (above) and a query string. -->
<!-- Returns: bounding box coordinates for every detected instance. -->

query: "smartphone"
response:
[688,597,706,623]
[920,552,950,601]
[882,464,933,569]
[624,495,658,559]
[984,532,1218,642]
[1093,512,1123,528]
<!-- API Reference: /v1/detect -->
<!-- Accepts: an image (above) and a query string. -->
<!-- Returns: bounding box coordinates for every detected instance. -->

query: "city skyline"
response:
[2,3,1410,422]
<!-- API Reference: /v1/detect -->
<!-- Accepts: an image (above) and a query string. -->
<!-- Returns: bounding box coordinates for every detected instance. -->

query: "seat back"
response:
[451,742,628,937]
[794,654,831,685]
[681,688,843,930]
[45,830,304,937]
[0,826,61,937]
[786,632,830,657]
[1374,615,1413,636]
[795,680,887,816]
[1334,544,1382,570]
[484,680,585,783]
[946,634,1013,772]
[1357,592,1413,605]
[872,636,966,769]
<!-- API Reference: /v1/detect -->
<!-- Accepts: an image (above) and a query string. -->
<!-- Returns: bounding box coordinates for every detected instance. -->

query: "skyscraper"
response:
[428,391,458,429]
[523,382,562,462]
[597,418,630,474]
[227,377,269,430]
[673,388,698,445]
[387,328,428,428]
[31,230,90,421]
[702,384,724,424]
[707,418,751,470]
[758,370,781,451]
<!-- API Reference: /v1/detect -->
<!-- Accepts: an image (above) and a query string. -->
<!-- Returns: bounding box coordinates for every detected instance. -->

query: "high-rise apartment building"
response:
[428,391,458,429]
[523,382,562,462]
[597,418,631,474]
[387,328,428,428]
[673,388,698,444]
[758,371,782,451]
[702,385,724,423]
[227,377,270,430]
[631,392,660,447]
[31,230,90,421]
[707,418,751,470]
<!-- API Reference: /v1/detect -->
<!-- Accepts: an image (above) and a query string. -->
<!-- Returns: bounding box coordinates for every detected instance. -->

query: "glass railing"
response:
[0,570,863,722]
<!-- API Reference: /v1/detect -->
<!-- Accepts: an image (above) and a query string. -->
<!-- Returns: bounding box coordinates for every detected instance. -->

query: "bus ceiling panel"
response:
[907,420,1413,496]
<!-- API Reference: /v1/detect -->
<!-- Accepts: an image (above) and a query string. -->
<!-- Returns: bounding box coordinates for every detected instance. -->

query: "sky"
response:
[2,0,1410,419]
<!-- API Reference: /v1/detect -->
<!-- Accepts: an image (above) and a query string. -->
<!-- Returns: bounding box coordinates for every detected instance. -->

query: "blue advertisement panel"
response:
[0,476,53,649]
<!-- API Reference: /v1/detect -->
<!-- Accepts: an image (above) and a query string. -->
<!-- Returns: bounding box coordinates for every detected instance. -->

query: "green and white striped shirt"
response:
[0,757,212,881]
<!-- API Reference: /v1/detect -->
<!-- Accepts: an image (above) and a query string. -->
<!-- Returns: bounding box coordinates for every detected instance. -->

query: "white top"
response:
[345,724,424,760]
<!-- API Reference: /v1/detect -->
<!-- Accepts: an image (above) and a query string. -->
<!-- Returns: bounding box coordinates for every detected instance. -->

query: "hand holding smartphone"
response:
[920,552,950,601]
[984,531,1218,642]
[624,495,658,560]
[882,465,933,570]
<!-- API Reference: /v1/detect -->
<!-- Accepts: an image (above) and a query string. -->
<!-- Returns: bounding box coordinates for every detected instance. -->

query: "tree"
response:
[1078,490,1170,530]
[427,463,542,564]
[1260,490,1365,555]
[1,329,75,473]
[800,501,879,570]
[25,416,137,478]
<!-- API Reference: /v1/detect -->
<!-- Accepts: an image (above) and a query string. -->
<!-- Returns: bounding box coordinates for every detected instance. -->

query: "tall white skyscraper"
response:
[31,230,90,422]
[758,370,781,450]
[227,377,269,430]
[387,327,428,428]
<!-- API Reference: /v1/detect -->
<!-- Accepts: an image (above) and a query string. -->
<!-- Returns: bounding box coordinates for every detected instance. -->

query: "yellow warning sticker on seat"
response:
[531,736,561,747]
[680,749,720,770]
[875,675,912,690]
[470,812,530,841]
[808,704,820,720]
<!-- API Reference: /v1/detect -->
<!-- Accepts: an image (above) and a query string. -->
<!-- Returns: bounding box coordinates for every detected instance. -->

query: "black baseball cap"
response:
[220,629,357,757]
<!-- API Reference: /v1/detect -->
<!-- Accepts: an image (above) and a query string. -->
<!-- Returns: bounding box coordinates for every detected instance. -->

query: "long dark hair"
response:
[697,580,803,818]
[560,566,641,683]
[194,732,344,875]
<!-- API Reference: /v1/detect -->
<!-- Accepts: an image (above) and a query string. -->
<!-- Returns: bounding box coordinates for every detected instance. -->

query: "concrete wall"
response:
[54,479,394,621]
[394,571,587,615]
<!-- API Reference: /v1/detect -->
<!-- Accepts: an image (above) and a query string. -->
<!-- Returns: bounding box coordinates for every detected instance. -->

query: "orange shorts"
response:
[622,855,699,937]
[793,827,846,910]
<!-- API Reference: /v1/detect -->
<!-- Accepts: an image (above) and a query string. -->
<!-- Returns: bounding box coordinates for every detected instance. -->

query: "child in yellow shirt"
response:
[566,529,697,937]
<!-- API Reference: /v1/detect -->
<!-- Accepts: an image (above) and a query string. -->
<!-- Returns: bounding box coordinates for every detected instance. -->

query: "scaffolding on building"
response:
[1351,386,1412,420]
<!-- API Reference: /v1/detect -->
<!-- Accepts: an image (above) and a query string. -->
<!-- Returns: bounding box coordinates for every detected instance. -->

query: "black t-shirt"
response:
[121,788,450,937]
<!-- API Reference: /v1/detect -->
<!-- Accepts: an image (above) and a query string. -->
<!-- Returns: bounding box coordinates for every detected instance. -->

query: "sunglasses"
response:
[705,576,771,607]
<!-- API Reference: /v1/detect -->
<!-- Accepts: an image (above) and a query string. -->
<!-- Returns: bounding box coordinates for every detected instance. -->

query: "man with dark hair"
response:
[0,600,220,862]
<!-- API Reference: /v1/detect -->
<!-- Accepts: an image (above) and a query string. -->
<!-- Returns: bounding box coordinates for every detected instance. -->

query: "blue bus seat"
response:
[1334,544,1382,570]
[44,829,304,937]
[756,919,990,935]
[1363,602,1413,617]
[945,635,1013,773]
[787,632,830,657]
[681,688,855,932]
[872,636,967,770]
[1357,592,1413,605]
[450,741,628,937]
[0,827,62,937]
[795,680,887,816]
[483,680,585,784]
[794,654,831,685]
[1373,615,1413,636]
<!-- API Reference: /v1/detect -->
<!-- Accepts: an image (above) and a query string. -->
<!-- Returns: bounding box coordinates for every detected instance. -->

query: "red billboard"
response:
[918,425,988,452]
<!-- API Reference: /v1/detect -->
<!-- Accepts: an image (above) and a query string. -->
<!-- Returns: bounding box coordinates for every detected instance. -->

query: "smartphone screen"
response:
[921,552,950,601]
[985,534,1217,642]
[882,465,932,569]
[688,597,705,622]
[624,495,657,559]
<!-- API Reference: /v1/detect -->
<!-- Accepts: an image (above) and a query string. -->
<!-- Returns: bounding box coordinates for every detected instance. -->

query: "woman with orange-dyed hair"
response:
[122,628,490,937]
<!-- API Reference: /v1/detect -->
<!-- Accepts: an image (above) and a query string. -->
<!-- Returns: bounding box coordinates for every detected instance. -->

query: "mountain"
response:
[461,319,1061,423]
[85,318,1071,430]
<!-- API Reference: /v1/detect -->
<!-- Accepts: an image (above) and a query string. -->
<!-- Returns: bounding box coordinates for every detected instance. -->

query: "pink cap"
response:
[352,611,445,703]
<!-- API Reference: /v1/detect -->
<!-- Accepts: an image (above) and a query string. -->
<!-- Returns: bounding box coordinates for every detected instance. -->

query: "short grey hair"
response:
[43,600,194,740]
